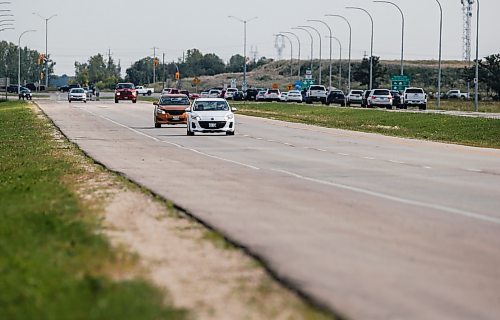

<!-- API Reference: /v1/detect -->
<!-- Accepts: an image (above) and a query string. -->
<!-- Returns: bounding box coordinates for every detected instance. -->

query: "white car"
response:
[280,92,289,102]
[403,87,427,110]
[347,89,364,106]
[208,89,222,98]
[367,89,393,109]
[186,98,236,136]
[200,91,209,98]
[287,90,303,103]
[68,88,87,103]
[136,85,155,96]
[224,88,238,100]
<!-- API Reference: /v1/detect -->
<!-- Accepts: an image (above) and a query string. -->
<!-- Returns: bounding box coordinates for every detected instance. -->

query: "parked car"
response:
[68,88,87,103]
[233,91,244,101]
[306,85,328,104]
[361,90,372,107]
[190,93,201,100]
[180,90,190,98]
[265,89,281,102]
[326,91,346,106]
[25,83,46,91]
[153,94,190,128]
[402,87,427,110]
[199,91,209,98]
[287,90,303,103]
[208,89,222,98]
[136,85,155,96]
[256,90,267,101]
[280,92,289,102]
[7,85,19,93]
[115,83,137,103]
[367,89,393,109]
[162,88,180,95]
[244,88,259,101]
[390,90,402,108]
[186,98,237,136]
[443,89,469,100]
[224,88,239,100]
[346,89,364,106]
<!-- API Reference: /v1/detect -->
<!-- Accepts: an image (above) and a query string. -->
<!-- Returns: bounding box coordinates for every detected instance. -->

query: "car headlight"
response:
[116,92,120,96]
[225,114,234,121]
[156,109,166,115]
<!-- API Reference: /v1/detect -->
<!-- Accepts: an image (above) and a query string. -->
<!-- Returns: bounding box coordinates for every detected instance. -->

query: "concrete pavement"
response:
[37,99,500,320]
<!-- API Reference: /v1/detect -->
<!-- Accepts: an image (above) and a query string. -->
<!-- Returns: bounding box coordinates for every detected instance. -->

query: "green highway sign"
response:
[391,75,410,91]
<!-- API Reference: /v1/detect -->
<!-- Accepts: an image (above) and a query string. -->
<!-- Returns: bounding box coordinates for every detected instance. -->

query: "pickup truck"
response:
[305,85,328,104]
[135,85,154,96]
[115,83,137,103]
[444,89,469,100]
[402,87,427,110]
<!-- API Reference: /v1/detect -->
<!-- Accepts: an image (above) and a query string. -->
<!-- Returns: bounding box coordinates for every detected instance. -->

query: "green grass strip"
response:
[0,101,187,320]
[236,102,500,149]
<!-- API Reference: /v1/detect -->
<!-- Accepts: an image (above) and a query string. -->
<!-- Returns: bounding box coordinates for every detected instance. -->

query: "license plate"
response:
[124,97,128,99]
[173,116,180,120]
[209,123,217,128]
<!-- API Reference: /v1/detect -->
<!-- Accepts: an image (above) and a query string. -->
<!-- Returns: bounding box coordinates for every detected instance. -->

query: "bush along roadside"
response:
[0,101,187,320]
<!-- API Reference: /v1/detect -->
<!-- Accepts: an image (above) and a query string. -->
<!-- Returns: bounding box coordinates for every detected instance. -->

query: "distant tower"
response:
[250,46,258,63]
[462,0,474,63]
[275,35,285,60]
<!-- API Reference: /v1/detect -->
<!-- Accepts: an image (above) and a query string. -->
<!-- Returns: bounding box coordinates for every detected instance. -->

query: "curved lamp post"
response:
[281,31,301,77]
[346,6,374,90]
[33,13,57,89]
[325,14,352,92]
[18,30,36,95]
[299,25,322,85]
[474,0,480,112]
[434,0,443,109]
[293,27,314,72]
[373,1,405,75]
[228,16,258,91]
[308,19,333,89]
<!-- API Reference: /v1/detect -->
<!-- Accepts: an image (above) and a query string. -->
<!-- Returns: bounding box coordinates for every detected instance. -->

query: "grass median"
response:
[0,101,187,319]
[235,102,500,149]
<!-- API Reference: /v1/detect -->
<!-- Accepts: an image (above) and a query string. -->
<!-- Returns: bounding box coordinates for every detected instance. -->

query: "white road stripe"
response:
[271,169,500,226]
[79,108,260,171]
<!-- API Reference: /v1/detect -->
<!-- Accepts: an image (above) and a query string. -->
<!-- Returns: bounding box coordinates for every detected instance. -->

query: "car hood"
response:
[192,111,232,121]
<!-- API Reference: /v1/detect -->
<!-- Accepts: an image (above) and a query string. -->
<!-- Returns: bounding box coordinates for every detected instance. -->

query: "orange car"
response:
[154,94,190,128]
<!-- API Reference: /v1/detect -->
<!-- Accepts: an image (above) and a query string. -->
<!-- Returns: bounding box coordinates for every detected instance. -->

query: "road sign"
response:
[192,77,201,86]
[231,79,237,88]
[305,69,313,80]
[272,83,279,90]
[294,80,303,90]
[391,75,410,91]
[287,84,294,91]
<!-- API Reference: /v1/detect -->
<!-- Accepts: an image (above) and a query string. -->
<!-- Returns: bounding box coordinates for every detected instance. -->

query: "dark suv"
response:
[245,88,259,101]
[326,91,346,106]
[390,90,402,108]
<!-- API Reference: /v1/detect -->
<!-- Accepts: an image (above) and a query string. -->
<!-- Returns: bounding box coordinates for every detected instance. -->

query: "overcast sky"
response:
[4,0,499,76]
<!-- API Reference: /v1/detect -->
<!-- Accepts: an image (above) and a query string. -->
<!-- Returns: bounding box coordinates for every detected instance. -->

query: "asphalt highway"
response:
[38,99,500,320]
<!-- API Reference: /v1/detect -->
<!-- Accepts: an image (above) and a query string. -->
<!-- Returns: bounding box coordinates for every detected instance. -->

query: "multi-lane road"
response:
[37,98,500,320]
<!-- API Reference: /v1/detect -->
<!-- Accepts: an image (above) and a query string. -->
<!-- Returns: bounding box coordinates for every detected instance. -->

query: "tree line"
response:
[0,41,55,86]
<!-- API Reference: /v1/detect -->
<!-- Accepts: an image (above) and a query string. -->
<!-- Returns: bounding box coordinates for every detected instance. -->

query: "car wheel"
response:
[115,100,119,103]
[226,131,235,136]
[155,123,161,128]
[187,128,195,136]
[132,100,137,103]
[419,105,427,111]
[84,100,87,103]
[386,105,392,110]
[69,100,72,103]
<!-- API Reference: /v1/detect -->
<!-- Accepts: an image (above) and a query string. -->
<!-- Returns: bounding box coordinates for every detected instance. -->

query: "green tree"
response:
[227,54,245,73]
[353,56,387,88]
[75,54,122,88]
[478,54,500,96]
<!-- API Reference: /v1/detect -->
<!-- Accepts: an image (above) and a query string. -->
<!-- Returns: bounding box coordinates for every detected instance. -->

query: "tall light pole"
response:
[346,7,374,90]
[281,31,301,78]
[229,16,258,91]
[474,0,480,112]
[434,0,443,109]
[325,15,352,92]
[329,36,343,90]
[308,19,333,89]
[373,1,405,75]
[18,30,36,95]
[33,13,57,90]
[293,27,314,72]
[277,34,294,77]
[299,25,322,85]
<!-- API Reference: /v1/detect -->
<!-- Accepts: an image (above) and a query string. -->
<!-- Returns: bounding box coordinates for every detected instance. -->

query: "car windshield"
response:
[117,83,134,89]
[310,86,326,91]
[351,90,363,95]
[159,97,190,105]
[289,91,300,94]
[268,90,279,94]
[406,88,424,94]
[193,101,230,112]
[373,90,390,95]
[72,89,85,93]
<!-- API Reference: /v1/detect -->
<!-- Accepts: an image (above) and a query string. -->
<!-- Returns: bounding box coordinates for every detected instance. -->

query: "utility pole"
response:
[151,47,158,84]
[33,12,57,90]
[162,52,166,85]
[229,16,258,91]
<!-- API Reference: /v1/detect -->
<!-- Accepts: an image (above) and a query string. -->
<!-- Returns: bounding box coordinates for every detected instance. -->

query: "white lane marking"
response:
[316,148,328,152]
[256,137,263,140]
[283,142,294,146]
[271,169,500,226]
[423,166,433,169]
[338,153,350,156]
[363,157,376,160]
[467,168,483,173]
[389,160,406,164]
[79,108,260,171]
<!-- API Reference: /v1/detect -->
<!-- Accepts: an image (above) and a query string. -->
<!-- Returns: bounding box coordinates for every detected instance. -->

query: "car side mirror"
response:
[231,107,238,112]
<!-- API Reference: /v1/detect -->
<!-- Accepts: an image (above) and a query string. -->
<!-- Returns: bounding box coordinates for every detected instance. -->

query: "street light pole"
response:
[325,15,352,92]
[277,34,294,77]
[308,20,333,89]
[229,16,258,91]
[33,13,57,90]
[373,1,405,75]
[18,30,36,95]
[474,0,480,112]
[299,25,322,86]
[281,31,301,78]
[434,0,443,109]
[330,36,342,90]
[293,27,314,72]
[346,7,374,90]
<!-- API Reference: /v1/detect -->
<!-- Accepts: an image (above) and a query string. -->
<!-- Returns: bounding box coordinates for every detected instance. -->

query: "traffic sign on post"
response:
[391,75,410,92]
